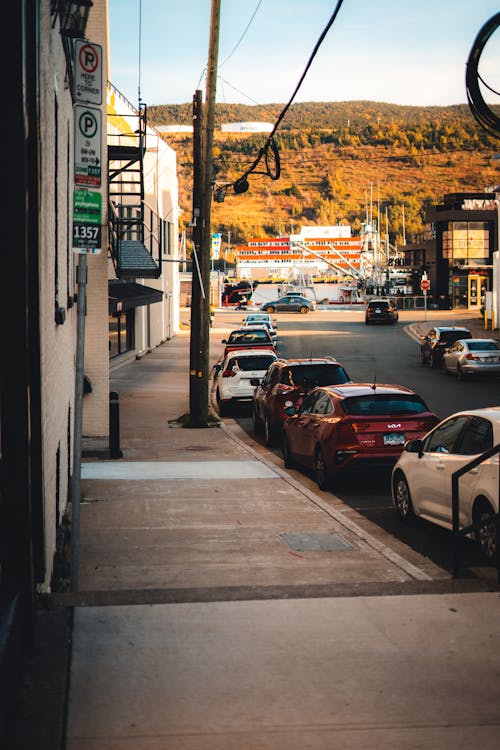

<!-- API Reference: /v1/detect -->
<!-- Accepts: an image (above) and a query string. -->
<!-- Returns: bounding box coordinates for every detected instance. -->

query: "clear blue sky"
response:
[108,0,500,109]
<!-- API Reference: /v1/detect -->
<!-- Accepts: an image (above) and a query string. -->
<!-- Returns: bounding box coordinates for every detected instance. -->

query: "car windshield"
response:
[281,364,350,387]
[228,355,276,371]
[227,330,271,344]
[467,341,500,351]
[440,330,471,343]
[342,394,428,416]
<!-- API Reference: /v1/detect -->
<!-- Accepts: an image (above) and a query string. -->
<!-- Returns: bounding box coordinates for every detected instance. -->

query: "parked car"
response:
[420,326,472,368]
[283,384,439,490]
[241,313,278,340]
[252,357,351,445]
[221,327,277,358]
[213,349,278,416]
[391,407,500,561]
[260,295,316,314]
[365,298,399,324]
[441,338,500,380]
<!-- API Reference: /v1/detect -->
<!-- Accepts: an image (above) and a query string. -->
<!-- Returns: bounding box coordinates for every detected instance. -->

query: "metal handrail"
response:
[451,443,500,577]
[108,198,164,277]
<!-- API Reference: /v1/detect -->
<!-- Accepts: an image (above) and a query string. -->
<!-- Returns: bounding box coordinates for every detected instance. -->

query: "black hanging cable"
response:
[465,12,500,139]
[215,0,346,199]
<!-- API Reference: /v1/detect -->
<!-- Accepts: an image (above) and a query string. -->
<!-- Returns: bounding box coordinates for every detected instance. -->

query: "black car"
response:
[365,299,399,324]
[420,326,472,368]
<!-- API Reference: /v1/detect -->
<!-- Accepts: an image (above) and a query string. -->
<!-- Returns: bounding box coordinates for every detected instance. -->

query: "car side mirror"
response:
[250,378,260,387]
[404,439,424,456]
[221,339,227,344]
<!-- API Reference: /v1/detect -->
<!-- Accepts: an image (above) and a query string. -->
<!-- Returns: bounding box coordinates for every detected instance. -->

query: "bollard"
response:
[109,391,123,459]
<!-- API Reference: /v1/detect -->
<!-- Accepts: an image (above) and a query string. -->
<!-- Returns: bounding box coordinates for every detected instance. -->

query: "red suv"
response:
[251,357,351,446]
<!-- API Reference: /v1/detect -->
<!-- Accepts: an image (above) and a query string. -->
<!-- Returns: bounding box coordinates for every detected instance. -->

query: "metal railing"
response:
[451,444,500,578]
[108,199,164,277]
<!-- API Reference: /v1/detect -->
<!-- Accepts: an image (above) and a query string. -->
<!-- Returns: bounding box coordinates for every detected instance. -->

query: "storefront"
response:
[427,193,497,310]
[108,280,164,358]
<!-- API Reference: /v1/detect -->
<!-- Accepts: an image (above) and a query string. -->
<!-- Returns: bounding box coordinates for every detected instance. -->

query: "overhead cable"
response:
[465,12,500,139]
[215,0,346,200]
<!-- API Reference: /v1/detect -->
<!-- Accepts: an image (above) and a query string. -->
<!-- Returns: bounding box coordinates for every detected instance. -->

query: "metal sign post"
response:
[70,38,103,592]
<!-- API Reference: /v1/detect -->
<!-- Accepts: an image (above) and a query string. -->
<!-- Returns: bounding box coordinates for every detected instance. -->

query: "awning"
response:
[109,281,164,314]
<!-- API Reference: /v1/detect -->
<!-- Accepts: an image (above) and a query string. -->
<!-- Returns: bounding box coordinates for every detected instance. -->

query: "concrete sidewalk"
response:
[14,310,500,749]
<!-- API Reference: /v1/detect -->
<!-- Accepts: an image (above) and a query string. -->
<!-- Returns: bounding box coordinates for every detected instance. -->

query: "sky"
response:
[108,0,500,111]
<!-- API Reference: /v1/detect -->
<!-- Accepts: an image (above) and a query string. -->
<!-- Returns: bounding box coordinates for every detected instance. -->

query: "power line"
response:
[219,0,263,68]
[214,0,346,199]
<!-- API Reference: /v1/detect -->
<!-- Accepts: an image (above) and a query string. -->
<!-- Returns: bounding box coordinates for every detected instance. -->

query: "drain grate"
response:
[281,532,353,552]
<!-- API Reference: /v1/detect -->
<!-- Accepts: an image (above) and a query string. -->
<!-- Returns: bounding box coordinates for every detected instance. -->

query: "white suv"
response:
[214,348,278,416]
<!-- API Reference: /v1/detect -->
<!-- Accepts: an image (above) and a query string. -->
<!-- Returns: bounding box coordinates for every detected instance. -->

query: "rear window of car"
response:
[467,341,500,351]
[342,394,429,416]
[228,355,276,371]
[281,364,350,387]
[228,330,271,344]
[440,330,471,343]
[367,301,389,308]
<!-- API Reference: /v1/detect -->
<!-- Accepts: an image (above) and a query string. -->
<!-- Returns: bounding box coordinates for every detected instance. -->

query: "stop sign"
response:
[420,279,430,291]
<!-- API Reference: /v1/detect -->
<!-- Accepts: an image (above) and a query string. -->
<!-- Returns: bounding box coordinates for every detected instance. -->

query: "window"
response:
[424,416,468,454]
[343,394,429,416]
[456,417,493,455]
[283,364,349,387]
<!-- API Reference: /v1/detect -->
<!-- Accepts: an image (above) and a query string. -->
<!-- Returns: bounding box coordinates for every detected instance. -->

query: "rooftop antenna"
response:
[371,375,377,391]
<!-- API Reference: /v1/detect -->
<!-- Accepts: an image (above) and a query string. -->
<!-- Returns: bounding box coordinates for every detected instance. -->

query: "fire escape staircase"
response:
[108,102,162,279]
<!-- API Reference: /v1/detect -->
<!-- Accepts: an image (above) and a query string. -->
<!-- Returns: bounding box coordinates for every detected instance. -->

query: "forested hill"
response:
[148,101,499,248]
[149,100,480,131]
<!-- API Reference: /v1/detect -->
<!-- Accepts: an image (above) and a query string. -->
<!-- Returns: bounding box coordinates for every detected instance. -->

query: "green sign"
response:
[73,189,102,253]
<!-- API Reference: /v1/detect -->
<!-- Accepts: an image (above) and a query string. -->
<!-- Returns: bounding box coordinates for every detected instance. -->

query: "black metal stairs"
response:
[107,102,161,279]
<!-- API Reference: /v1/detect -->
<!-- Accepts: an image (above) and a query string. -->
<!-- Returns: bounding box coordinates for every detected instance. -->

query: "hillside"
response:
[149,101,499,250]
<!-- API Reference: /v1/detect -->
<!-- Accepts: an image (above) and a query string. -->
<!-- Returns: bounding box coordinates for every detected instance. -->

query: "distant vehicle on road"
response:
[260,295,315,314]
[283,383,439,490]
[241,313,277,340]
[221,327,277,359]
[441,339,500,380]
[365,298,399,324]
[420,326,472,368]
[392,407,500,561]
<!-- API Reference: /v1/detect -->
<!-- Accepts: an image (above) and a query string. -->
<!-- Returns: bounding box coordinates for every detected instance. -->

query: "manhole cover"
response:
[280,532,353,552]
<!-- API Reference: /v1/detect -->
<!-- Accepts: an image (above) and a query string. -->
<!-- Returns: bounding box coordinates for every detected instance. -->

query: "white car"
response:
[441,338,500,379]
[391,407,500,561]
[214,348,278,416]
[241,313,278,339]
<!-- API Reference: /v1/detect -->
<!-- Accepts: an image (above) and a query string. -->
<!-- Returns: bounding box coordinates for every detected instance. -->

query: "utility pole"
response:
[189,0,221,425]
[189,90,204,424]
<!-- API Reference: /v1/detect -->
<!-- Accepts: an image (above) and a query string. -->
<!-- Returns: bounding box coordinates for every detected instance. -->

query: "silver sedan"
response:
[441,338,500,379]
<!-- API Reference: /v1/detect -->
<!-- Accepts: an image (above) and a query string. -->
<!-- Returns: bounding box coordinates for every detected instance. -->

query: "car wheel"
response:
[393,471,415,521]
[252,406,262,434]
[264,414,275,446]
[365,318,370,325]
[266,305,275,313]
[473,500,497,562]
[299,306,309,314]
[282,435,296,469]
[314,447,330,491]
[456,364,465,382]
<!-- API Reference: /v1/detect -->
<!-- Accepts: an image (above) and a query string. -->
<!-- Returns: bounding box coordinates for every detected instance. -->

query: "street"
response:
[212,306,500,578]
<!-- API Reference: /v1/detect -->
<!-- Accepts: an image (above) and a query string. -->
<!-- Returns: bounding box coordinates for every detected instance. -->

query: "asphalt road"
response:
[213,307,500,578]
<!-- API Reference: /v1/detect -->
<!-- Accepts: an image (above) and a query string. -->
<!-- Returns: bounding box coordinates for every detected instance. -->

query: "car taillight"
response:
[465,353,478,360]
[222,369,237,377]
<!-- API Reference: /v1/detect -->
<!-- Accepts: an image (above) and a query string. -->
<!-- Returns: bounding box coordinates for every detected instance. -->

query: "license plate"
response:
[384,432,405,446]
